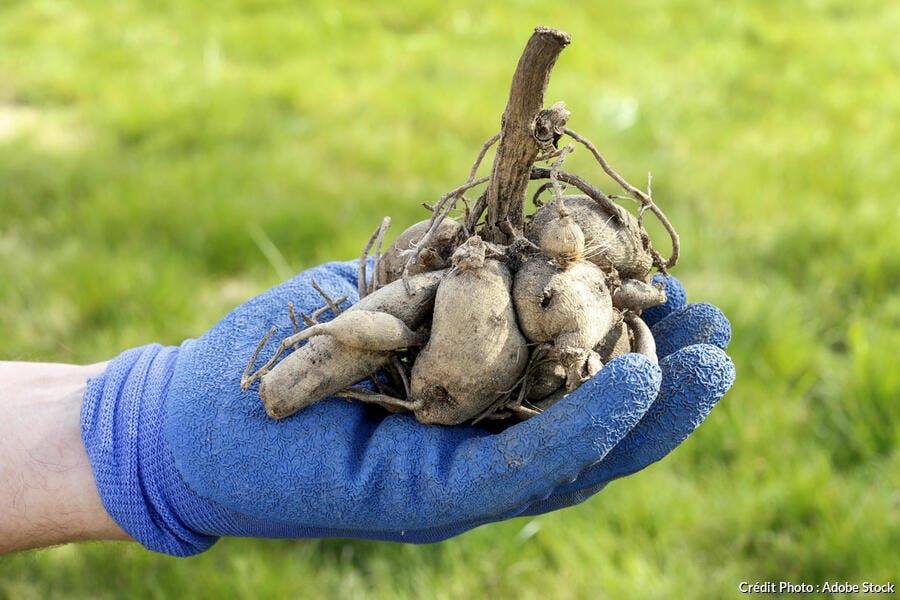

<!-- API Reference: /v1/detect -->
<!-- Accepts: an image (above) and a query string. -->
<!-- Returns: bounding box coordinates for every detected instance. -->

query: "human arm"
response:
[78,260,731,555]
[2,261,733,556]
[0,361,132,554]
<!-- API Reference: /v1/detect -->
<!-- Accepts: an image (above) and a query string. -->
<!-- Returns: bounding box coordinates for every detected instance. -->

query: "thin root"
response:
[532,182,554,207]
[309,295,348,324]
[471,390,516,425]
[358,221,385,299]
[465,190,489,232]
[369,217,391,294]
[562,127,680,269]
[240,326,277,391]
[468,132,501,182]
[402,175,490,293]
[337,386,424,413]
[530,166,625,225]
[507,404,543,419]
[287,302,301,333]
[458,132,500,231]
[369,374,397,397]
[311,278,344,317]
[535,146,565,163]
[287,302,301,349]
[580,214,620,263]
[549,143,575,205]
[624,312,658,364]
[390,353,412,399]
[472,345,554,424]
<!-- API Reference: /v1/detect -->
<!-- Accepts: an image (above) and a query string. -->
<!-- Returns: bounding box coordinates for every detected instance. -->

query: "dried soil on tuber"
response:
[242,26,680,426]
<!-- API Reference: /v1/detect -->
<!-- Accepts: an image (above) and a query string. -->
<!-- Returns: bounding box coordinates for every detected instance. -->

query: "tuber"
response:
[528,195,653,280]
[248,270,444,419]
[409,237,529,425]
[242,26,681,426]
[376,218,467,285]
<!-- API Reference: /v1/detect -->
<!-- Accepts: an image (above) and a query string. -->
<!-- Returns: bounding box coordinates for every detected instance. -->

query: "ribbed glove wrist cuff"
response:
[81,343,218,555]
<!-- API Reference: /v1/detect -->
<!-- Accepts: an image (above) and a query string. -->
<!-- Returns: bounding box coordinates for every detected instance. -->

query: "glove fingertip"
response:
[572,352,662,411]
[652,302,732,358]
[529,353,662,466]
[643,275,687,326]
[449,354,660,523]
[608,345,733,468]
[515,345,735,517]
[659,344,736,420]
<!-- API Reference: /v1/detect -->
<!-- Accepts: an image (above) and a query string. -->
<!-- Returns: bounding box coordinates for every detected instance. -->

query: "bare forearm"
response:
[0,361,132,553]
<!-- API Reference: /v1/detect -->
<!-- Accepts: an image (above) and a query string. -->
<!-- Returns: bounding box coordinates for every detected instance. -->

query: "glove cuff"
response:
[81,343,219,555]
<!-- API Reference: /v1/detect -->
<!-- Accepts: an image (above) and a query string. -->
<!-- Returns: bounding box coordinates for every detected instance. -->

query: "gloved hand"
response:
[81,260,734,556]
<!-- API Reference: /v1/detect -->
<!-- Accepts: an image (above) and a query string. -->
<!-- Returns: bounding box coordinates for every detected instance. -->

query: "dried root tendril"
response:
[247,29,681,428]
[370,218,390,294]
[240,286,348,391]
[402,175,490,292]
[549,143,575,206]
[530,166,626,224]
[337,386,425,412]
[241,326,277,391]
[359,218,391,298]
[562,126,679,270]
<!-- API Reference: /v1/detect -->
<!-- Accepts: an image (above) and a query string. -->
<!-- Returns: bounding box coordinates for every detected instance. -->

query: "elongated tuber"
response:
[254,270,445,419]
[243,26,682,425]
[408,237,529,424]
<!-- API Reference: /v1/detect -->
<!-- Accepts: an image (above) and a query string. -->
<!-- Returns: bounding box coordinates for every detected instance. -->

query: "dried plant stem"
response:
[482,26,571,244]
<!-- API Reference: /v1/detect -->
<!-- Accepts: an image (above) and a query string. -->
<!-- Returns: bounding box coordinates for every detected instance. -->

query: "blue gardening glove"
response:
[517,275,734,516]
[81,261,733,556]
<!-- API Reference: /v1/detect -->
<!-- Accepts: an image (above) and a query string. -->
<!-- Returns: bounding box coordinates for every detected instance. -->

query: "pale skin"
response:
[0,361,132,554]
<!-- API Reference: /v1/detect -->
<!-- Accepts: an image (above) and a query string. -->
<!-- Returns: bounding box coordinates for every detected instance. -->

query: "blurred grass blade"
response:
[248,224,293,281]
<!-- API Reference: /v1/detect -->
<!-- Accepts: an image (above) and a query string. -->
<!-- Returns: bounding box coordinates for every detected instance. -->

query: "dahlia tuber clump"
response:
[241,26,680,426]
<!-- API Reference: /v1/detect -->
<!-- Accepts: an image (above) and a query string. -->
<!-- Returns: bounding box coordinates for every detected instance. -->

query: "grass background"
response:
[1,0,898,598]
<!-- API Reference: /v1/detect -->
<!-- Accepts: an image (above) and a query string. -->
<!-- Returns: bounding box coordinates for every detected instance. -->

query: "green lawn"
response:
[1,1,897,598]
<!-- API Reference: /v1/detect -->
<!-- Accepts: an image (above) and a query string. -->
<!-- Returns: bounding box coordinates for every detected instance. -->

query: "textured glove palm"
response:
[82,260,734,556]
